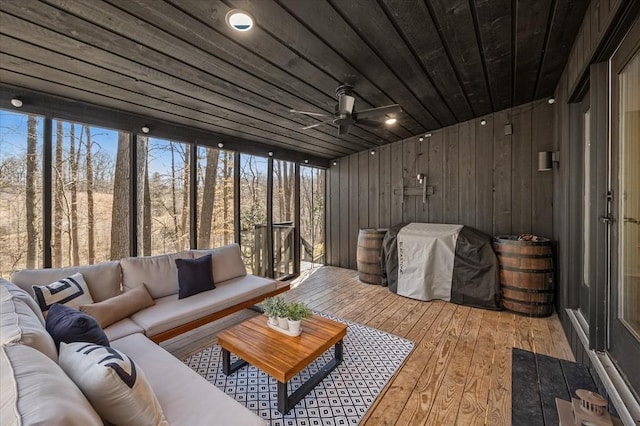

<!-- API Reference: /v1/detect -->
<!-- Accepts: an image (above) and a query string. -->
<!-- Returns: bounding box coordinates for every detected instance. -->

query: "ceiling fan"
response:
[290,84,402,135]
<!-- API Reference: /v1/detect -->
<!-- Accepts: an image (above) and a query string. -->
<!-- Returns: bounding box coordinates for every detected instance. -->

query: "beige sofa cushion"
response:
[121,251,192,299]
[0,285,58,362]
[11,261,122,303]
[103,318,145,342]
[0,279,44,325]
[0,344,102,426]
[80,284,154,328]
[130,274,276,337]
[111,333,266,425]
[192,243,247,283]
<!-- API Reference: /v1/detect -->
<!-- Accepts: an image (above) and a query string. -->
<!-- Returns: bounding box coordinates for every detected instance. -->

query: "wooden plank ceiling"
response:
[0,0,588,160]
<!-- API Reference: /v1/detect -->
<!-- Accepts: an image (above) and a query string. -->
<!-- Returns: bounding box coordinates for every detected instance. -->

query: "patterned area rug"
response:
[183,313,414,425]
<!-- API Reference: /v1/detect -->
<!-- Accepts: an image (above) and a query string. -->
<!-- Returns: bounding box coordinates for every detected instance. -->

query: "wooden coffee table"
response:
[217,314,348,414]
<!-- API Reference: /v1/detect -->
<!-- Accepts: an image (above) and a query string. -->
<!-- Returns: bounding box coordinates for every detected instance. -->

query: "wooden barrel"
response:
[357,229,387,285]
[493,235,554,317]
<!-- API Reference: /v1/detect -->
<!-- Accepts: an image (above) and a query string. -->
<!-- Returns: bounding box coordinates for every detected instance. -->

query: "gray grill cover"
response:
[382,224,501,310]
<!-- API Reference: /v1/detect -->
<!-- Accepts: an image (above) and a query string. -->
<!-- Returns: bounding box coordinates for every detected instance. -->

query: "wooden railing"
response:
[254,222,295,278]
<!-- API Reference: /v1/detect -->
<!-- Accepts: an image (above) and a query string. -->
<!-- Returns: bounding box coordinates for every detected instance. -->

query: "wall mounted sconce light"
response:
[370,149,376,155]
[538,151,560,171]
[548,97,555,105]
[10,97,23,108]
[480,119,487,126]
[141,125,150,134]
[217,142,224,148]
[332,160,338,166]
[268,151,274,157]
[304,159,309,164]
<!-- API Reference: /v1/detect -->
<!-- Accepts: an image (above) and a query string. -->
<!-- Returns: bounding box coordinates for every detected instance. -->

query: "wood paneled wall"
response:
[563,0,627,98]
[326,99,554,269]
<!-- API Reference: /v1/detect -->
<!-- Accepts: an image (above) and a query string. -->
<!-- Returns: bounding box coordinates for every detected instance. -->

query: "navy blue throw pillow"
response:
[175,254,215,299]
[45,303,110,350]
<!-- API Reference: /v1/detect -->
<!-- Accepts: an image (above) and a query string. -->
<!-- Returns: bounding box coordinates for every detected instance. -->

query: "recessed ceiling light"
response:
[226,10,254,32]
[268,151,274,157]
[304,159,309,164]
[385,117,397,125]
[10,97,23,108]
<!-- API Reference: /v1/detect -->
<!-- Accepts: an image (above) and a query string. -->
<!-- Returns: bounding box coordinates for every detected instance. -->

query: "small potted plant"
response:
[285,301,312,334]
[261,297,279,326]
[271,297,289,330]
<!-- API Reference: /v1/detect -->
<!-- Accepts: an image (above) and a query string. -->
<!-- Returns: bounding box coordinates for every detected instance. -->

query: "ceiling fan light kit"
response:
[291,84,402,136]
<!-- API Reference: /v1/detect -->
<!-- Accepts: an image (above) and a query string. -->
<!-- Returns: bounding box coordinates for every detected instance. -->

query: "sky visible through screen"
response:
[1,109,320,176]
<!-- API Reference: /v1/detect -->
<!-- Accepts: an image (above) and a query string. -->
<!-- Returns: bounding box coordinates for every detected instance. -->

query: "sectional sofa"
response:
[1,244,288,425]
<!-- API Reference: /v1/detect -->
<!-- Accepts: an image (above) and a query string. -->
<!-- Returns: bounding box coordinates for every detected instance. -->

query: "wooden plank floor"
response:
[164,266,574,425]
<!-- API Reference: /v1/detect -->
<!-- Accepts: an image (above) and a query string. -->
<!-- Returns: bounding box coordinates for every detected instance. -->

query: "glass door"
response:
[580,100,592,325]
[609,29,640,394]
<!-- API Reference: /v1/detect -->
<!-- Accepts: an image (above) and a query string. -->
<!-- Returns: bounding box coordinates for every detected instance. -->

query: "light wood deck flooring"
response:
[164,266,574,425]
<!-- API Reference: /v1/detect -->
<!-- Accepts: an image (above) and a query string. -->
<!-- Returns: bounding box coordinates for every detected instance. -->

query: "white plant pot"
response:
[277,317,289,330]
[287,320,301,335]
[268,316,278,326]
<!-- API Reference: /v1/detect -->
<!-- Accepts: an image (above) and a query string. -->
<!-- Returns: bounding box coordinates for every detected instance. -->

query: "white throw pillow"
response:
[59,342,168,426]
[32,272,94,315]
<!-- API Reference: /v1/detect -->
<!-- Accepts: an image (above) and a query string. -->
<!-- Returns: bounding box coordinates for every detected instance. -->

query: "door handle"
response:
[600,216,612,224]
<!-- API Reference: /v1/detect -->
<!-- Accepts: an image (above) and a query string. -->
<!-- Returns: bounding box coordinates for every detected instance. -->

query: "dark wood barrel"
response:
[493,235,554,317]
[356,229,387,285]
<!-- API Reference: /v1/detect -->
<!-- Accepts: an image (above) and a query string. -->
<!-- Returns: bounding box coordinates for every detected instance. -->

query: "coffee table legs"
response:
[277,339,344,414]
[222,347,248,375]
[222,340,344,415]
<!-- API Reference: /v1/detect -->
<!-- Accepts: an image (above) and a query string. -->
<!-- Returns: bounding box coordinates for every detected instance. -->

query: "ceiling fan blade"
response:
[356,104,402,120]
[301,120,332,130]
[338,94,355,115]
[356,118,383,128]
[289,109,330,117]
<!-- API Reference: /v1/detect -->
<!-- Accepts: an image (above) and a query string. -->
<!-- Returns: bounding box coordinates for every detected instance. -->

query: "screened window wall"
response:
[300,166,325,268]
[239,154,268,275]
[196,147,235,249]
[0,111,44,277]
[0,108,325,280]
[273,160,295,278]
[51,119,129,267]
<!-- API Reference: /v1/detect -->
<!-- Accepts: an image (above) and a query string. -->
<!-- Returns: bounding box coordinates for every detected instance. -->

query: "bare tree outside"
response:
[25,115,38,269]
[54,121,63,267]
[110,132,130,260]
[197,147,219,248]
[85,125,95,264]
